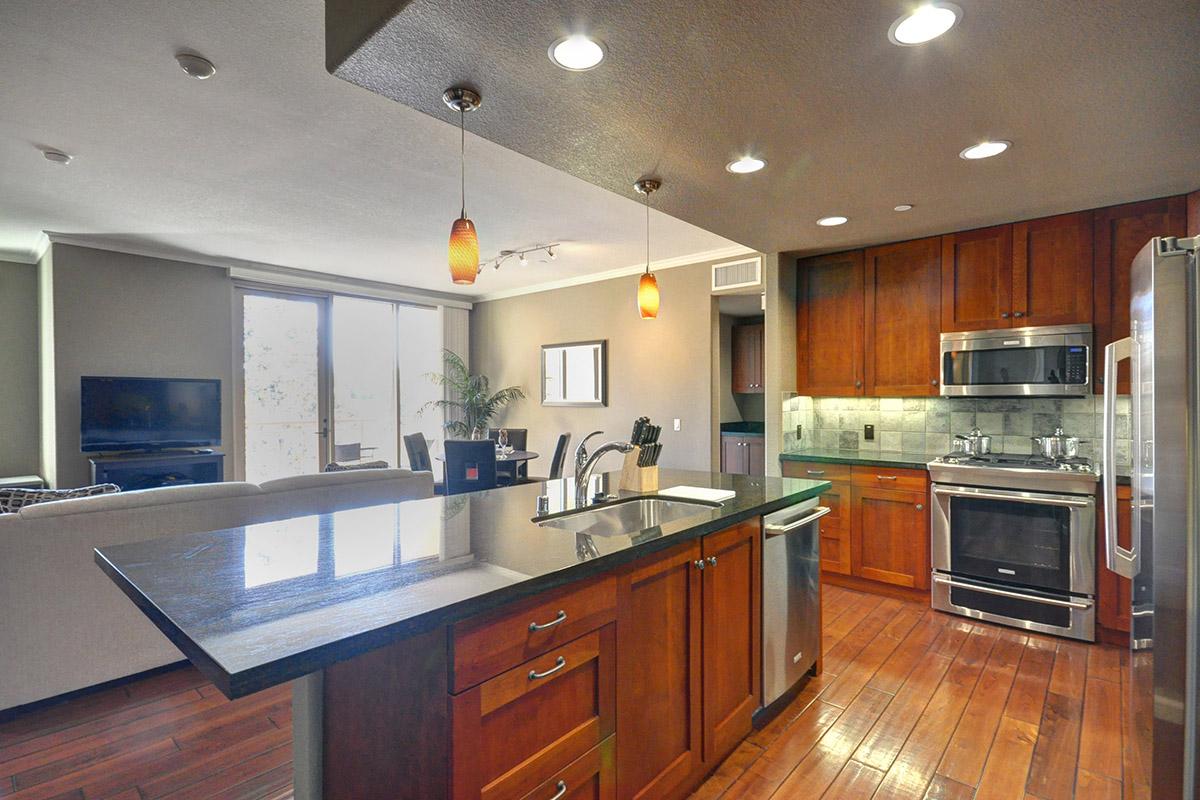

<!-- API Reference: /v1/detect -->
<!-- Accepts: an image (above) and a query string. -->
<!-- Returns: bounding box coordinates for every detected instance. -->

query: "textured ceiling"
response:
[332,0,1200,256]
[0,0,740,297]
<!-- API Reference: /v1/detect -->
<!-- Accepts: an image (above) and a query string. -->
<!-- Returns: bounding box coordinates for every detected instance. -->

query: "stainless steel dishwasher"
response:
[759,497,828,716]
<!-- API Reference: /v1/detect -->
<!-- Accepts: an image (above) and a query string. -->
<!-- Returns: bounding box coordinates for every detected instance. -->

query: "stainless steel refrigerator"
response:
[1103,235,1199,799]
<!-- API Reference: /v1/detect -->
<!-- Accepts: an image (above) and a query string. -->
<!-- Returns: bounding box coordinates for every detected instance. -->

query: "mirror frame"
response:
[540,339,608,407]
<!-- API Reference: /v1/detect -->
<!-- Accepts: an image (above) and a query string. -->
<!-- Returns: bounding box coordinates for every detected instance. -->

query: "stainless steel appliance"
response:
[1102,235,1199,798]
[929,452,1098,641]
[940,323,1092,396]
[759,498,827,713]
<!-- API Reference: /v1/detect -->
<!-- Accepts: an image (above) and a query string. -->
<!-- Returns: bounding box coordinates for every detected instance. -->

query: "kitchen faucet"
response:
[573,431,633,506]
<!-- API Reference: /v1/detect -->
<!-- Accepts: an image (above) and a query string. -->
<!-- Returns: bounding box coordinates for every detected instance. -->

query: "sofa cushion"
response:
[258,468,434,518]
[16,481,262,520]
[323,460,390,472]
[0,483,120,514]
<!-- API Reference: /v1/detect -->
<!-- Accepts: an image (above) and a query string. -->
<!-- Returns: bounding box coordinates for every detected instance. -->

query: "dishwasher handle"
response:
[764,505,830,536]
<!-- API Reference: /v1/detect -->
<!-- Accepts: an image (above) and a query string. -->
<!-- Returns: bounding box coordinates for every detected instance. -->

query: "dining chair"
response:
[403,433,444,494]
[548,433,571,480]
[444,439,498,496]
[488,427,528,483]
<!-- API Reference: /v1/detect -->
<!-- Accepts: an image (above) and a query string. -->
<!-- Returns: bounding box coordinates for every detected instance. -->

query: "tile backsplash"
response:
[782,395,1132,465]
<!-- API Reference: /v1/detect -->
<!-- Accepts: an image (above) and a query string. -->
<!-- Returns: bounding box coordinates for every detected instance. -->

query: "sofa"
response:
[0,468,434,711]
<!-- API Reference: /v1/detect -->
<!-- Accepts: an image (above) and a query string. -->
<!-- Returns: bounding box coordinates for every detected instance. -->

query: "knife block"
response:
[619,447,659,493]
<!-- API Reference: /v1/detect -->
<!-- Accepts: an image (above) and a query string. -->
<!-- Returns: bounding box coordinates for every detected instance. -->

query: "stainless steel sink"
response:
[534,496,721,537]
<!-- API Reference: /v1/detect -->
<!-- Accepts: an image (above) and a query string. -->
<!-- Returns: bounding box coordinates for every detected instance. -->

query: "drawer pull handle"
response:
[529,656,567,681]
[806,469,826,475]
[876,475,898,481]
[528,610,567,632]
[550,781,568,800]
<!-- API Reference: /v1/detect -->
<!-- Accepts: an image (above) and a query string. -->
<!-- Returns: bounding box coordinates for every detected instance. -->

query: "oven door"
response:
[931,483,1095,595]
[939,326,1090,396]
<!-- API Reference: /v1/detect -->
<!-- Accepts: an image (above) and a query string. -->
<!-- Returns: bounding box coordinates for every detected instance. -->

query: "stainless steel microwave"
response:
[940,324,1092,397]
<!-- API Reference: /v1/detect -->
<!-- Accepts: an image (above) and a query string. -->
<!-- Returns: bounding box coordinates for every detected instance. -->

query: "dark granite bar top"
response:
[780,449,936,470]
[95,469,828,699]
[720,421,764,435]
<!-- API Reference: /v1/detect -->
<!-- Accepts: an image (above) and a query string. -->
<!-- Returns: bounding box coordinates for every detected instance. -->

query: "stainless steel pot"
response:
[1031,427,1084,459]
[954,427,992,456]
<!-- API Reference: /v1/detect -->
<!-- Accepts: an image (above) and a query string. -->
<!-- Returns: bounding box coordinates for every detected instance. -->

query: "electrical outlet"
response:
[796,424,803,438]
[864,424,875,441]
[673,418,681,431]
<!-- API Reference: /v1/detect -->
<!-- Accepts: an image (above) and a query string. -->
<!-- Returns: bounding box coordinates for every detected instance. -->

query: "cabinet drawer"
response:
[452,575,616,691]
[518,736,615,800]
[452,627,616,800]
[781,460,852,482]
[851,465,928,492]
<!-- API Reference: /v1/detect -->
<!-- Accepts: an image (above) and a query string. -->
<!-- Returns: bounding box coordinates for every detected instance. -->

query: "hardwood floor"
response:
[0,585,1129,799]
[689,584,1136,800]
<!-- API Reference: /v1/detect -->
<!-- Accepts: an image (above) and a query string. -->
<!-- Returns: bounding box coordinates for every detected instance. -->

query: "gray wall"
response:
[471,260,719,473]
[49,245,235,488]
[0,261,41,476]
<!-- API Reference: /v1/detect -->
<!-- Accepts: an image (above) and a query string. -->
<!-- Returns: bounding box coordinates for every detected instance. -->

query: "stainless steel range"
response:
[928,451,1098,641]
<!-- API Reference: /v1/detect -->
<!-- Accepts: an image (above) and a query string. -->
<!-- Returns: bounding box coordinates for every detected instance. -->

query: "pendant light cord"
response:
[644,191,650,275]
[459,108,466,219]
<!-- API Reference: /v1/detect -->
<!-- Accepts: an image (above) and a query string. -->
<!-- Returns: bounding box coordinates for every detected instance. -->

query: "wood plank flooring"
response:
[0,585,1130,799]
[690,584,1138,800]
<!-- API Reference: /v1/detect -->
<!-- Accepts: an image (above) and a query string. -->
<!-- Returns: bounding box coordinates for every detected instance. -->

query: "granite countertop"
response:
[780,448,937,470]
[779,448,1133,484]
[95,469,828,699]
[720,421,764,435]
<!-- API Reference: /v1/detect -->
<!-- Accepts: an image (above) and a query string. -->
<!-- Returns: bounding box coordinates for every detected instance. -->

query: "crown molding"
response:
[473,244,758,302]
[42,232,472,309]
[0,233,50,264]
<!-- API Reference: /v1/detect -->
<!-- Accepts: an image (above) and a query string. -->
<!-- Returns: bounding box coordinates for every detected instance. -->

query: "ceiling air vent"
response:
[712,256,762,292]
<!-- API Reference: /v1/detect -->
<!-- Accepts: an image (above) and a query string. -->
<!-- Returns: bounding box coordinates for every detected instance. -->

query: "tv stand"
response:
[89,451,225,492]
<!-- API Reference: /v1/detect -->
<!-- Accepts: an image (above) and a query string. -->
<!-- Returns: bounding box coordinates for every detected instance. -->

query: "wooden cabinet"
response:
[1093,196,1188,393]
[796,250,865,396]
[1097,484,1133,635]
[782,462,929,593]
[864,237,942,396]
[518,738,615,800]
[731,323,764,393]
[700,523,760,763]
[720,434,764,476]
[616,541,702,800]
[1012,211,1094,326]
[940,224,1013,331]
[616,523,760,799]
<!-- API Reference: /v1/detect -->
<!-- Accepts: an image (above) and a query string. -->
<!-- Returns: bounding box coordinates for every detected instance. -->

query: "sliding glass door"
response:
[240,290,329,483]
[331,296,399,469]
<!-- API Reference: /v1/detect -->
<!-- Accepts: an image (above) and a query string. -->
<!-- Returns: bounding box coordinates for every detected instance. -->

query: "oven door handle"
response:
[931,485,1092,508]
[932,575,1093,610]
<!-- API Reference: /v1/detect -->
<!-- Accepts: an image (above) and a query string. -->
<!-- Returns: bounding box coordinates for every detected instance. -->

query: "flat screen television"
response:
[81,376,221,452]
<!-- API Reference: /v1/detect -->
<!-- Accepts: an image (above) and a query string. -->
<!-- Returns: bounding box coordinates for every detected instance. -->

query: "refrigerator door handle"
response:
[1103,337,1137,579]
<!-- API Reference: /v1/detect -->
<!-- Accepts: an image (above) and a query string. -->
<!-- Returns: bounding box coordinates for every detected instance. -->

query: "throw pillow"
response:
[0,483,121,514]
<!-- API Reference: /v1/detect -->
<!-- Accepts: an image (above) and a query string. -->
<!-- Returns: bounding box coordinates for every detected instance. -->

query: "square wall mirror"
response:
[542,340,607,407]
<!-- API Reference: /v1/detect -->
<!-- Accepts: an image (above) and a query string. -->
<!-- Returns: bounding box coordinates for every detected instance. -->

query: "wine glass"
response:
[498,429,509,453]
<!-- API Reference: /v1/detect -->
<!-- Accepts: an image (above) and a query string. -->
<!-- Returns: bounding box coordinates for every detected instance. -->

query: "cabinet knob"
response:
[916,503,924,511]
[707,556,718,567]
[694,559,706,571]
[1014,311,1025,318]
[931,379,939,386]
[855,380,863,388]
[1001,312,1011,319]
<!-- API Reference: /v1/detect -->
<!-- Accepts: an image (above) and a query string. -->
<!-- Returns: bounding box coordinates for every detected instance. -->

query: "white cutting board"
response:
[659,485,736,502]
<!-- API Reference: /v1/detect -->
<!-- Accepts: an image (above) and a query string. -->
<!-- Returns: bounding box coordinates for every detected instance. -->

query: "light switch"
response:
[673,418,681,431]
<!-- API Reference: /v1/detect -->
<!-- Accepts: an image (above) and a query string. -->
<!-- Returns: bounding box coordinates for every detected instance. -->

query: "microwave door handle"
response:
[1103,337,1137,579]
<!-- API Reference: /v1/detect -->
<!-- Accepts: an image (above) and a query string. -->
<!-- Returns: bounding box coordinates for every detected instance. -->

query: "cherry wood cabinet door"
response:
[720,435,746,474]
[1189,190,1200,237]
[1097,484,1133,634]
[816,481,853,576]
[864,237,942,396]
[940,225,1014,331]
[851,486,930,590]
[700,522,761,766]
[1011,211,1094,326]
[615,541,703,800]
[745,437,765,477]
[1093,196,1188,394]
[796,250,865,396]
[731,323,764,393]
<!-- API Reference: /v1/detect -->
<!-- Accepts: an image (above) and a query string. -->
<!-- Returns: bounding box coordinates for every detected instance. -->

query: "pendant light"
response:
[634,178,661,319]
[444,87,482,285]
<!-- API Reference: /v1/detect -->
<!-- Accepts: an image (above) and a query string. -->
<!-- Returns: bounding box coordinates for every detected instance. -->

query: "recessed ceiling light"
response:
[175,52,216,79]
[41,148,72,165]
[726,156,766,174]
[548,35,605,71]
[959,140,1011,160]
[817,216,848,227]
[889,3,962,46]
[893,204,914,212]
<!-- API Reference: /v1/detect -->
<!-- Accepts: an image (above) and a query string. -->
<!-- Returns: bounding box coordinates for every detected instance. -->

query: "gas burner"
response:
[928,451,1099,493]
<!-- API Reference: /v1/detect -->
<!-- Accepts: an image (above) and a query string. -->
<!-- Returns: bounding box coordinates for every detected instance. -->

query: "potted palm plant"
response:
[422,350,526,439]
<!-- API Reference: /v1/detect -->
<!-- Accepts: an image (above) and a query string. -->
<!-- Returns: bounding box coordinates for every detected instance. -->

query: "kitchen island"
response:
[96,469,828,800]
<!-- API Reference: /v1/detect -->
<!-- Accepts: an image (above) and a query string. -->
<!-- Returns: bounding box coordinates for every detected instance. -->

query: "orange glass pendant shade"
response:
[448,217,479,285]
[638,271,660,319]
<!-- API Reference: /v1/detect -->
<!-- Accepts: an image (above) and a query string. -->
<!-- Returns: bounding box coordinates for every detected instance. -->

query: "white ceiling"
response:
[0,0,743,298]
[334,0,1200,256]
